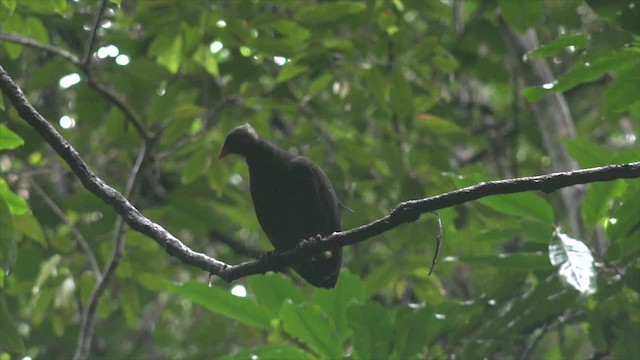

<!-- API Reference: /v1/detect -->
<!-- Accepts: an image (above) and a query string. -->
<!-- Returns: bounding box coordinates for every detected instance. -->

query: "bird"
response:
[218,123,342,288]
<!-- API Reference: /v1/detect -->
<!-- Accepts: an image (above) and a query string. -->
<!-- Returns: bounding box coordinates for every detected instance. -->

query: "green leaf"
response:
[121,282,141,329]
[563,138,617,168]
[586,0,640,35]
[53,0,67,14]
[454,174,555,224]
[0,125,24,150]
[365,68,386,103]
[246,273,306,315]
[603,66,640,113]
[296,1,366,25]
[347,302,394,360]
[276,64,309,83]
[415,115,466,135]
[313,270,365,343]
[149,30,183,74]
[499,0,542,33]
[271,19,311,43]
[526,34,588,59]
[0,195,17,274]
[390,71,413,119]
[555,50,639,92]
[1,0,18,15]
[13,213,46,246]
[180,149,211,184]
[393,306,433,359]
[0,298,25,353]
[167,280,272,329]
[280,301,342,359]
[309,72,334,97]
[363,263,397,297]
[193,45,219,77]
[0,178,29,215]
[523,85,548,102]
[222,344,312,360]
[548,229,596,295]
[31,288,54,326]
[25,16,49,44]
[582,181,626,227]
[1,13,23,59]
[33,255,61,291]
[525,49,640,100]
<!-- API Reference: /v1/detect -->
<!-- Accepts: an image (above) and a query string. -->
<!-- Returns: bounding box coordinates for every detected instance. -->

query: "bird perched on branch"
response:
[218,124,342,288]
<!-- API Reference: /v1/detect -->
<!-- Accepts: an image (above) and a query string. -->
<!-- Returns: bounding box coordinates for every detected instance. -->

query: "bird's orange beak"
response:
[217,148,227,160]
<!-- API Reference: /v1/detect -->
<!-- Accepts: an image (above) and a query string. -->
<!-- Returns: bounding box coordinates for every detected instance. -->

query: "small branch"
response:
[82,0,109,66]
[2,65,639,287]
[0,31,81,65]
[73,145,148,360]
[85,78,152,141]
[0,31,153,142]
[30,182,103,280]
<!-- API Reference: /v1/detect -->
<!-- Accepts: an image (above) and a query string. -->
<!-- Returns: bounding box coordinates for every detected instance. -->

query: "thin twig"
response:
[82,0,109,66]
[73,145,148,360]
[0,31,81,64]
[85,78,152,141]
[30,181,103,280]
[1,65,640,285]
[428,212,443,276]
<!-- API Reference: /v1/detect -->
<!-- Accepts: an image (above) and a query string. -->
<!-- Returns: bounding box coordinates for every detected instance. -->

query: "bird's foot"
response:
[258,250,279,262]
[296,234,322,251]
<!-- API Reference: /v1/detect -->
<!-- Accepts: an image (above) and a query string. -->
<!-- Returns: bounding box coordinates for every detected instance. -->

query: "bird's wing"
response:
[289,156,342,236]
[289,156,343,288]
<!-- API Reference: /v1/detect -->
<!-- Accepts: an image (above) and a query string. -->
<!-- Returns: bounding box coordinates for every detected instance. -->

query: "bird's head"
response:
[218,123,260,159]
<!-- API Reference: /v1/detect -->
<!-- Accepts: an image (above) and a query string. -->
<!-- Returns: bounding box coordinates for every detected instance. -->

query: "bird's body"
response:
[219,124,342,288]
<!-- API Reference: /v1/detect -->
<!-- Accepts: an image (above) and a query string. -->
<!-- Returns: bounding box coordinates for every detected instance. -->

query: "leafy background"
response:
[1,0,638,359]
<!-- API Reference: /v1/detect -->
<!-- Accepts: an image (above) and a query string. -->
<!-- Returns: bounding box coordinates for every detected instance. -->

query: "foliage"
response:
[1,0,639,358]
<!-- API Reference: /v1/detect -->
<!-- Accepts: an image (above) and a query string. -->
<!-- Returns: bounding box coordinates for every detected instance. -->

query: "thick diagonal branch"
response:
[2,65,639,285]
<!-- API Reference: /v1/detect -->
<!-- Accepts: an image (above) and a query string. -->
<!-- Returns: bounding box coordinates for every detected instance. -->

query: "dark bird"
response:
[218,124,342,288]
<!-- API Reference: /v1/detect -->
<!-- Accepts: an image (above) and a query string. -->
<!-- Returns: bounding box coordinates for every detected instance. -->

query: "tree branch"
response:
[0,31,153,142]
[0,31,81,64]
[82,0,109,66]
[30,181,103,280]
[73,145,148,360]
[2,65,639,286]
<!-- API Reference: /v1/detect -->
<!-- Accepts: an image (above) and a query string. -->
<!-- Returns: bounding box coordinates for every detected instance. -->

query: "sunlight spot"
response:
[59,115,76,129]
[435,313,446,320]
[115,54,130,66]
[59,73,81,88]
[273,56,287,66]
[216,20,227,28]
[210,41,224,54]
[542,81,557,90]
[231,284,247,297]
[97,44,119,58]
[240,46,252,57]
